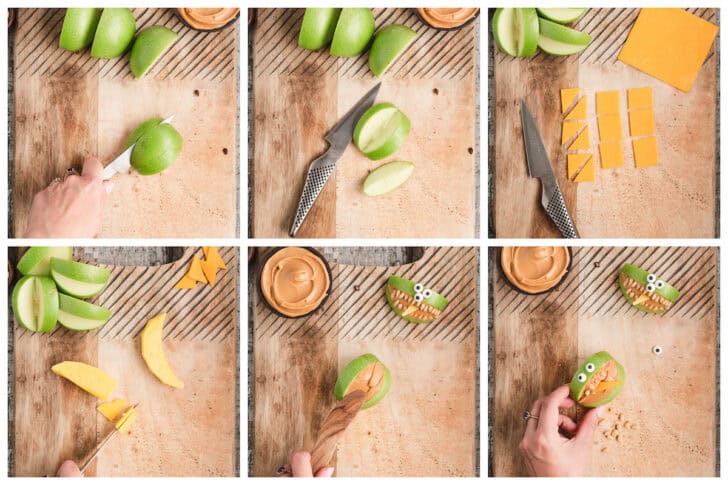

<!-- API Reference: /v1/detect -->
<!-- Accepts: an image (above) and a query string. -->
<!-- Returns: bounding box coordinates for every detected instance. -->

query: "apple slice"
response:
[299,8,342,50]
[12,276,59,333]
[141,313,184,389]
[363,161,415,196]
[126,118,183,175]
[50,258,110,299]
[368,24,417,77]
[115,407,138,433]
[129,25,178,78]
[57,293,112,331]
[536,8,587,24]
[334,353,391,409]
[98,399,130,421]
[492,8,539,57]
[52,361,116,400]
[537,18,592,56]
[330,8,375,57]
[59,8,102,52]
[91,8,136,59]
[353,102,410,160]
[17,246,73,276]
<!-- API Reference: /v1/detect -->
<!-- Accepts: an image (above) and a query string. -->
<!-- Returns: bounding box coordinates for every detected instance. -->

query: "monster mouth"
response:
[386,284,442,322]
[620,273,673,313]
[577,359,623,406]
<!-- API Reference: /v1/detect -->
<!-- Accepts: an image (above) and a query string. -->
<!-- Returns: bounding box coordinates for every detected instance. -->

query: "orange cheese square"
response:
[597,115,622,141]
[203,246,227,270]
[628,109,655,137]
[618,8,718,92]
[599,141,624,169]
[562,122,589,150]
[567,153,592,180]
[569,126,590,150]
[187,256,207,283]
[565,96,587,121]
[596,91,620,115]
[633,136,659,168]
[627,87,653,109]
[175,275,197,289]
[573,158,595,183]
[199,260,218,287]
[561,88,581,113]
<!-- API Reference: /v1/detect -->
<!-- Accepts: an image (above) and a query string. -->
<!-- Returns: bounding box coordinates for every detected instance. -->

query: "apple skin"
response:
[536,8,587,24]
[59,8,102,52]
[537,17,591,56]
[334,353,392,409]
[385,275,449,324]
[17,247,73,276]
[130,25,178,78]
[299,8,342,50]
[362,161,415,196]
[50,257,110,298]
[127,121,183,175]
[569,351,625,408]
[12,275,59,333]
[353,102,410,161]
[57,293,112,331]
[492,8,539,58]
[330,8,375,57]
[368,24,417,77]
[91,8,136,59]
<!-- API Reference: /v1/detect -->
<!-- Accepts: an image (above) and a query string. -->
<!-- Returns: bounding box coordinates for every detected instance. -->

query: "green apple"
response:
[334,353,392,409]
[569,351,625,408]
[363,161,414,196]
[385,275,448,324]
[492,8,539,57]
[368,24,417,77]
[618,264,680,314]
[537,17,592,56]
[330,8,375,57]
[91,8,136,59]
[536,8,588,24]
[12,276,59,333]
[126,118,183,175]
[17,247,73,276]
[353,102,410,160]
[57,294,112,331]
[59,8,102,52]
[129,25,178,78]
[299,8,341,50]
[50,258,110,299]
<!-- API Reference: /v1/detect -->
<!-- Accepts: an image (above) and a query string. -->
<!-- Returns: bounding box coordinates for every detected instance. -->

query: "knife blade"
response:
[289,83,381,237]
[77,403,140,474]
[102,116,175,180]
[520,100,579,238]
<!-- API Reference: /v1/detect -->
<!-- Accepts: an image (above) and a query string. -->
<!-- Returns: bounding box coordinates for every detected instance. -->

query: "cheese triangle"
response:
[187,256,207,283]
[175,275,197,289]
[203,246,227,270]
[199,259,218,287]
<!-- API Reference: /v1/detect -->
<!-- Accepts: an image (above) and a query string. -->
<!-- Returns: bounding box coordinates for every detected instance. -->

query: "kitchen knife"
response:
[102,116,175,180]
[77,403,140,474]
[289,83,381,237]
[520,100,579,238]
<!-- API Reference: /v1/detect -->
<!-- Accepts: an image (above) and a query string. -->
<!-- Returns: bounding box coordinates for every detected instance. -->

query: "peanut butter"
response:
[416,8,479,29]
[177,8,239,31]
[260,247,329,317]
[501,247,570,294]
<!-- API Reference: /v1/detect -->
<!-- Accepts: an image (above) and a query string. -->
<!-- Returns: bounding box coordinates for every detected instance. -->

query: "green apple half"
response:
[12,276,59,333]
[536,8,588,24]
[537,17,591,56]
[59,8,102,52]
[368,24,417,77]
[299,8,342,50]
[91,8,136,59]
[126,117,183,175]
[57,293,112,331]
[619,263,680,314]
[492,8,539,57]
[330,8,375,57]
[50,257,110,299]
[363,161,414,196]
[334,353,392,409]
[385,275,448,324]
[17,247,73,276]
[353,102,410,161]
[130,25,178,78]
[569,351,625,408]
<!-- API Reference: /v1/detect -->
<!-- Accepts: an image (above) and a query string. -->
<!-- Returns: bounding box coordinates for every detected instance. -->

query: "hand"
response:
[57,460,82,477]
[24,157,113,238]
[278,451,334,478]
[519,384,602,477]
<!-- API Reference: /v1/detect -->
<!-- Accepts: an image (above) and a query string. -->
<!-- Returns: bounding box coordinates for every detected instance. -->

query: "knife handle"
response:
[545,187,579,238]
[289,160,336,237]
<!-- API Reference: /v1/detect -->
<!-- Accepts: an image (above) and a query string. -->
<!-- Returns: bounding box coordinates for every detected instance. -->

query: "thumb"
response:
[574,406,602,445]
[81,156,104,181]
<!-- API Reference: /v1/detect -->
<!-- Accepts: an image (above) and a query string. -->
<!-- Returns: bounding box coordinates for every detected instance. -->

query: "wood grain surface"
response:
[251,247,479,476]
[251,8,478,238]
[11,247,239,477]
[11,8,238,238]
[491,246,718,476]
[491,8,718,238]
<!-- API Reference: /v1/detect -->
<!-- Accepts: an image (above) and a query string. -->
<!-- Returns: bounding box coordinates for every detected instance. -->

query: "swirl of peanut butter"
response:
[501,247,570,294]
[416,8,479,29]
[177,8,239,30]
[261,247,330,317]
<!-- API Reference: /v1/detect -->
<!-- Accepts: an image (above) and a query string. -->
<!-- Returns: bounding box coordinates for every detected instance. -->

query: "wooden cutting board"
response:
[251,8,478,238]
[11,8,238,238]
[251,247,478,476]
[491,8,718,238]
[491,246,718,476]
[10,247,239,477]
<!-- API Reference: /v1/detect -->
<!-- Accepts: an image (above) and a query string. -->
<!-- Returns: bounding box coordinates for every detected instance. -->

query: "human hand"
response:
[24,157,113,238]
[57,460,82,477]
[519,384,602,477]
[277,451,335,478]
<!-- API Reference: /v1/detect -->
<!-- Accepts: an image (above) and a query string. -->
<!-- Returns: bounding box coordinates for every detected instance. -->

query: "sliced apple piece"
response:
[334,353,391,409]
[368,24,417,77]
[12,275,59,333]
[50,258,110,298]
[298,8,341,50]
[115,407,138,433]
[492,8,539,57]
[353,102,411,160]
[52,361,116,400]
[17,246,73,276]
[59,8,102,52]
[330,8,375,57]
[141,313,184,389]
[129,25,178,78]
[363,161,415,196]
[90,8,136,59]
[57,293,112,331]
[537,18,592,56]
[97,399,130,421]
[536,8,587,24]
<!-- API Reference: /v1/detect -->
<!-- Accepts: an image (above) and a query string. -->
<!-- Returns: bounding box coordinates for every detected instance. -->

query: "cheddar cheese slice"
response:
[573,158,595,182]
[187,256,207,284]
[562,122,586,145]
[175,275,196,289]
[565,96,587,121]
[203,246,227,270]
[628,109,656,137]
[569,127,590,150]
[200,259,218,287]
[599,141,624,169]
[567,153,592,180]
[633,136,659,167]
[627,87,653,110]
[561,88,581,113]
[597,114,622,141]
[596,90,620,115]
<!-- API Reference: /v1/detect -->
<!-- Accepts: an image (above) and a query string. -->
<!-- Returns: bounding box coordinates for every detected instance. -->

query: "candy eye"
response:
[423,289,433,298]
[585,363,595,372]
[414,283,424,293]
[647,274,656,283]
[577,373,587,383]
[652,345,662,355]
[646,283,655,293]
[656,280,665,289]
[414,293,424,302]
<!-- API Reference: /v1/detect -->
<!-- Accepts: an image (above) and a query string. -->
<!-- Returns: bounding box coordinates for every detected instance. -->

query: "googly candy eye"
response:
[577,373,587,383]
[414,283,424,293]
[423,289,433,298]
[647,273,656,283]
[646,283,655,293]
[585,363,595,372]
[656,280,665,289]
[414,293,424,302]
[652,345,662,355]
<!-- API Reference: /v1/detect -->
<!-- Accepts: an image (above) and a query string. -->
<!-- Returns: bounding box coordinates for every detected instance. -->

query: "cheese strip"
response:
[629,109,655,137]
[633,136,659,167]
[599,141,624,169]
[597,114,622,141]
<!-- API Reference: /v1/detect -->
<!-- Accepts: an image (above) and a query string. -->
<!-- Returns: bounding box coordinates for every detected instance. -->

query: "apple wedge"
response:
[536,8,588,24]
[141,313,184,389]
[17,246,73,276]
[97,399,130,421]
[115,407,138,433]
[129,25,178,78]
[353,102,410,160]
[363,161,415,196]
[12,276,59,333]
[299,8,341,50]
[91,8,136,59]
[334,353,391,409]
[492,8,539,57]
[52,361,116,400]
[368,24,417,77]
[57,293,112,331]
[537,18,592,56]
[59,8,102,52]
[50,258,110,299]
[330,8,375,57]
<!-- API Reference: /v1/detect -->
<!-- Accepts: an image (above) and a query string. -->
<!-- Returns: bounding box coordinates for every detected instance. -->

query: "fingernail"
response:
[596,406,604,417]
[105,182,114,193]
[276,466,286,475]
[323,467,335,477]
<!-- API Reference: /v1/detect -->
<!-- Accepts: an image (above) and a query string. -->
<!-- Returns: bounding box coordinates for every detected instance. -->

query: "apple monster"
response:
[569,351,625,407]
[618,264,680,314]
[384,275,448,324]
